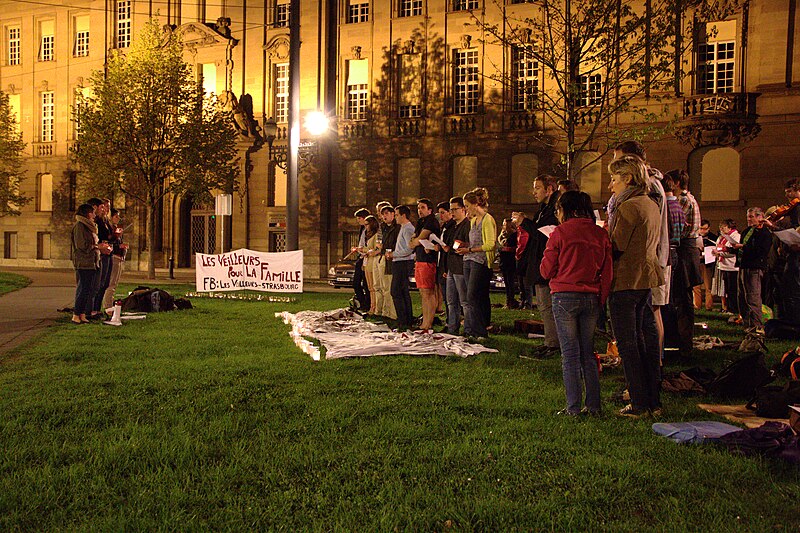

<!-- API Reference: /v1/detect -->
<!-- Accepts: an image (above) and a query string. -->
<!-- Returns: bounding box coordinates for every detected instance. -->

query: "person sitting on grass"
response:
[540,191,612,416]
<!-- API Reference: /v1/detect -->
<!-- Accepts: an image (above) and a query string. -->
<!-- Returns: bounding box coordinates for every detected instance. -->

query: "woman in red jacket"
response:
[540,191,613,415]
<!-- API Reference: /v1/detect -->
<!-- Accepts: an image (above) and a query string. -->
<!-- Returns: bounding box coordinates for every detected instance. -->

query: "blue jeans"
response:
[92,254,113,313]
[446,272,467,334]
[463,260,490,336]
[552,292,601,413]
[74,269,98,316]
[609,289,661,411]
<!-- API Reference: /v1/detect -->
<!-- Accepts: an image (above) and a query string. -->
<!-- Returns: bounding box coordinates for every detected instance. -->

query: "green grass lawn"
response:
[1,285,798,530]
[0,272,30,296]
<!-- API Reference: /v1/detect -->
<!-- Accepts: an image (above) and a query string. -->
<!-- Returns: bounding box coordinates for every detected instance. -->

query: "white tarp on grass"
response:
[276,308,498,361]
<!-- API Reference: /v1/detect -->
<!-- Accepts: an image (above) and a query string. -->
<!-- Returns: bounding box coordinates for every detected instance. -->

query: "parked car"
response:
[328,249,417,289]
[328,250,359,288]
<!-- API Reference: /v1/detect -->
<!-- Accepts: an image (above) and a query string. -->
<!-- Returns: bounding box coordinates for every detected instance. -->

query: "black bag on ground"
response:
[121,287,176,312]
[707,352,771,399]
[764,318,800,340]
[747,381,800,418]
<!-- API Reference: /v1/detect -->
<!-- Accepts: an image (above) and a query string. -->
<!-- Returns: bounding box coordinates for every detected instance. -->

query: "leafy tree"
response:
[72,19,240,278]
[0,91,29,216]
[474,0,719,178]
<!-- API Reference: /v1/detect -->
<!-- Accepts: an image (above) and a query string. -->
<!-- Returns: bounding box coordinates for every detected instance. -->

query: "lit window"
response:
[200,63,216,95]
[346,59,369,121]
[697,42,735,94]
[453,0,478,10]
[347,1,369,23]
[117,1,131,48]
[74,15,90,57]
[41,92,54,142]
[512,46,538,111]
[39,20,55,62]
[347,84,368,121]
[7,26,20,65]
[274,1,290,28]
[399,0,422,17]
[454,49,479,115]
[578,74,602,107]
[274,63,289,123]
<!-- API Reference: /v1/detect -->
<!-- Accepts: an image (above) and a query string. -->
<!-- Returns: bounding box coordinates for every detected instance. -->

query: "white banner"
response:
[196,248,303,293]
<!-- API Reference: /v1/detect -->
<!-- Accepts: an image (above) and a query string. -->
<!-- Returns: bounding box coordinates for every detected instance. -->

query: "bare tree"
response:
[473,0,710,178]
[72,19,240,278]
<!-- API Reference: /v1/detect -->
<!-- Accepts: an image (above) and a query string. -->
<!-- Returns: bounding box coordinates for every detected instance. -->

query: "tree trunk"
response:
[146,198,156,280]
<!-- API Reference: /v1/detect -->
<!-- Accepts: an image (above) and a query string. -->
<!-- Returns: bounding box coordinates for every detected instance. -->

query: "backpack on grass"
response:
[747,381,800,418]
[707,351,771,399]
[773,347,800,380]
[121,287,176,312]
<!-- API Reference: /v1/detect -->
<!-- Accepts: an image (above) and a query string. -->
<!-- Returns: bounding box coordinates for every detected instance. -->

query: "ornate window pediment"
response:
[177,21,238,49]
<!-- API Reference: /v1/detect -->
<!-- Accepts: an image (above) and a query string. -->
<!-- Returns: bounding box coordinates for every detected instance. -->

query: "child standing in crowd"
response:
[712,219,740,316]
[540,191,612,416]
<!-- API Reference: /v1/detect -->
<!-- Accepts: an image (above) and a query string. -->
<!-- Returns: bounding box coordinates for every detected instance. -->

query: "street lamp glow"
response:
[305,111,329,136]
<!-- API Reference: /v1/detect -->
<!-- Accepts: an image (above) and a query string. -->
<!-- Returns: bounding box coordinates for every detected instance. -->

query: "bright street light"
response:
[305,111,330,136]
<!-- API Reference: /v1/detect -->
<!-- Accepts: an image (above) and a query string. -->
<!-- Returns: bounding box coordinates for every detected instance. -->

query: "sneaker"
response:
[555,408,581,416]
[618,404,647,418]
[533,346,560,359]
[650,407,663,417]
[581,407,602,417]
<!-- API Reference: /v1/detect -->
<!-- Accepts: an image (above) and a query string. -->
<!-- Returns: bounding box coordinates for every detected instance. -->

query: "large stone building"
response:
[1,0,798,278]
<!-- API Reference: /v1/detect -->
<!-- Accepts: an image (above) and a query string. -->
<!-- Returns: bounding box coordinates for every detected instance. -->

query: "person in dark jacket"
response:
[87,197,113,319]
[514,175,560,357]
[731,207,774,330]
[70,204,108,324]
[498,218,519,308]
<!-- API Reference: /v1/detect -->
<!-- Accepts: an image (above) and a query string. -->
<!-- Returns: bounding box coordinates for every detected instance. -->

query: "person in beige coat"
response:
[607,155,664,418]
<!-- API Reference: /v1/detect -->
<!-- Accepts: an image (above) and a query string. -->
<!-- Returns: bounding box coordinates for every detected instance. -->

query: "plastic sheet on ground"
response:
[276,308,498,361]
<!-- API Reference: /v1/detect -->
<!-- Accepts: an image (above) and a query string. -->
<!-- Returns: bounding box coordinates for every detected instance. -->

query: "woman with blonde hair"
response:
[456,187,496,339]
[607,155,664,417]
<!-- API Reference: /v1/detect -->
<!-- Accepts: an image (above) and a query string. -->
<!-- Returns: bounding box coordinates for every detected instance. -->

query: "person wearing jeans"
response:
[70,203,105,324]
[731,207,772,330]
[442,196,470,334]
[607,155,665,417]
[540,191,612,415]
[457,187,496,339]
[389,205,415,330]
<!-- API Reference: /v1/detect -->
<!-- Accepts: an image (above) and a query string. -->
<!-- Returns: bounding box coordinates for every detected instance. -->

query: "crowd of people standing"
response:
[70,198,128,324]
[350,140,800,418]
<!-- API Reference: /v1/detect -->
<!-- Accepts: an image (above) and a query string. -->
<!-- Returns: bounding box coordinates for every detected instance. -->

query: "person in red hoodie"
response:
[540,191,613,416]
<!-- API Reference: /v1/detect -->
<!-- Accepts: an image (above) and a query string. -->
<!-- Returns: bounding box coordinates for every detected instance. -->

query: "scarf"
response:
[608,185,646,236]
[75,215,98,234]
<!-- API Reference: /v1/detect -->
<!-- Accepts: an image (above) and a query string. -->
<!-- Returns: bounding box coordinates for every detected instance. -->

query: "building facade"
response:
[1,0,798,278]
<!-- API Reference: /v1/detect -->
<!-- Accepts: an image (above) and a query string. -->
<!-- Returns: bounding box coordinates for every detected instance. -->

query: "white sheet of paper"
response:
[774,229,800,246]
[538,225,557,238]
[429,233,445,247]
[703,246,716,265]
[419,238,436,251]
[720,232,739,245]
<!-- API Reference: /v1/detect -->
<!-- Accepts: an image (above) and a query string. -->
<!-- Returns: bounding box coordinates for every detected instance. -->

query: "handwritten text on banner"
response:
[196,249,304,293]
